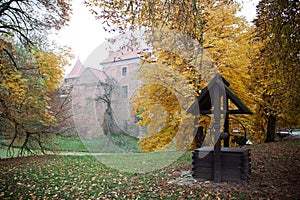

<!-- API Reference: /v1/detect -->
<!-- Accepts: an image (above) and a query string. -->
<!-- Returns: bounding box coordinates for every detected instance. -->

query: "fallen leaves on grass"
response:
[0,139,299,199]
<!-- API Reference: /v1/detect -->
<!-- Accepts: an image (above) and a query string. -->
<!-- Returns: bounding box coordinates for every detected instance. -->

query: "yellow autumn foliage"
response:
[0,40,71,134]
[87,0,263,151]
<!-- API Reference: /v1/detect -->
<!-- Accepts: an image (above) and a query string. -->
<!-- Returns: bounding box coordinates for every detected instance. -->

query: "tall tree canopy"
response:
[0,0,71,43]
[86,0,255,151]
[0,0,72,155]
[250,0,300,142]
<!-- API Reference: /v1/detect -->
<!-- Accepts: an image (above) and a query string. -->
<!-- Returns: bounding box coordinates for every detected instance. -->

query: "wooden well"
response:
[188,74,253,183]
[192,147,251,182]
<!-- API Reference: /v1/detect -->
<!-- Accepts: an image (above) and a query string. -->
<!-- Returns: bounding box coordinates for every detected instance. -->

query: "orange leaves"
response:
[131,83,182,152]
[138,125,178,152]
[131,50,199,151]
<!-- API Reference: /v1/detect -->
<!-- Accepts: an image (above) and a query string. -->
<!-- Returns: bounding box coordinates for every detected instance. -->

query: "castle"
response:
[64,49,143,138]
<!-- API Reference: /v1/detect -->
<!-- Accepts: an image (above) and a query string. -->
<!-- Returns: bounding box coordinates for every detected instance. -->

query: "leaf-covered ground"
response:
[0,139,299,199]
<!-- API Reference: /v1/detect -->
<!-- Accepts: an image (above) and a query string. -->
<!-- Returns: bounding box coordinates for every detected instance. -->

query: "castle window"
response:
[122,67,127,76]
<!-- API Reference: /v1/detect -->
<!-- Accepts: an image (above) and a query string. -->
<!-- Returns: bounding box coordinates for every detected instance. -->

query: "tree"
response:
[95,71,129,141]
[0,0,72,155]
[251,0,300,142]
[0,0,71,72]
[49,80,77,137]
[0,0,71,43]
[86,0,255,151]
[0,47,72,155]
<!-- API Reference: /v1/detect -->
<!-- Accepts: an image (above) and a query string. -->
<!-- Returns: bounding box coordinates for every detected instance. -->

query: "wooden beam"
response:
[224,114,230,147]
[213,84,221,183]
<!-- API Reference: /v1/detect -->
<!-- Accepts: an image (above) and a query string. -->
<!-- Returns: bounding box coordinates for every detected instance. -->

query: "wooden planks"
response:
[192,147,251,182]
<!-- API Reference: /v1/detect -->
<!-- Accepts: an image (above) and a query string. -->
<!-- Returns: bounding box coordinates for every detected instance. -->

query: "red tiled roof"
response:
[88,67,106,82]
[100,48,142,64]
[65,59,86,79]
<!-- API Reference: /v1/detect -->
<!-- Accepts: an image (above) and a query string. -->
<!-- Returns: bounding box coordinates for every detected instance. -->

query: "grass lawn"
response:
[0,139,299,199]
[53,134,140,153]
[0,133,140,158]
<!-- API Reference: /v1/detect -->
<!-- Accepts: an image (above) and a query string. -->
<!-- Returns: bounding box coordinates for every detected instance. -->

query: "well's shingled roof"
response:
[187,73,253,115]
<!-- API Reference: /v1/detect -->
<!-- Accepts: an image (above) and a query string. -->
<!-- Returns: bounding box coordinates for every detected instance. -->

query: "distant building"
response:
[64,49,142,138]
[64,59,86,84]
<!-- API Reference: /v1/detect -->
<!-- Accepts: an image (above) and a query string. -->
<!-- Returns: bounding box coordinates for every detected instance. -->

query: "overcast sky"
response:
[53,0,259,75]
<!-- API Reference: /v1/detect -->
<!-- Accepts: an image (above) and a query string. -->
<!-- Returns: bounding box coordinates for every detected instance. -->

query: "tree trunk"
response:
[102,106,128,148]
[265,115,276,142]
[102,104,126,137]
